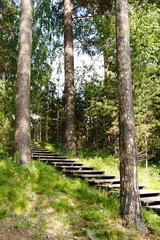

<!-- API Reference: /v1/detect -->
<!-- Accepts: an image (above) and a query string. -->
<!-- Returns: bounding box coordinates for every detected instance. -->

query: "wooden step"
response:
[61,166,95,171]
[31,149,54,152]
[31,147,44,150]
[31,150,50,152]
[94,179,121,187]
[88,177,117,185]
[70,170,105,175]
[51,162,83,167]
[140,196,160,206]
[139,189,160,198]
[32,155,67,159]
[146,205,160,213]
[31,146,41,148]
[73,174,110,179]
[36,159,77,163]
[32,152,63,156]
[107,184,146,190]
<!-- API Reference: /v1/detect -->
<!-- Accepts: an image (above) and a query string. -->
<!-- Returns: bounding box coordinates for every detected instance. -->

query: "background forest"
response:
[1,0,160,163]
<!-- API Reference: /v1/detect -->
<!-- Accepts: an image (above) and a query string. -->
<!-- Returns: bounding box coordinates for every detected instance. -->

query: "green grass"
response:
[0,146,160,239]
[42,142,160,189]
[41,143,160,233]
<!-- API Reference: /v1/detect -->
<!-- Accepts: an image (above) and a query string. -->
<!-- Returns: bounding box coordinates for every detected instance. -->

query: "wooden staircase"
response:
[31,145,160,214]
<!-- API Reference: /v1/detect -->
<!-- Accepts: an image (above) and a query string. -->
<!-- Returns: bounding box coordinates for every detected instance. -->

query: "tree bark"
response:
[115,0,148,234]
[64,0,77,153]
[14,0,32,164]
[103,44,109,81]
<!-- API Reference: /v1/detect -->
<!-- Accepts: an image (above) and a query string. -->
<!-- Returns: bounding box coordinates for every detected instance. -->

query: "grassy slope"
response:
[0,146,160,239]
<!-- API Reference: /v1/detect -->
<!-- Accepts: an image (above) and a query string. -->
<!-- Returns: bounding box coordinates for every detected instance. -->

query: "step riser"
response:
[31,151,63,154]
[74,175,106,179]
[32,156,67,159]
[32,153,62,156]
[61,167,94,171]
[96,181,121,186]
[140,193,160,198]
[73,171,105,174]
[52,163,83,167]
[107,185,145,190]
[147,206,160,213]
[37,159,76,163]
[142,201,160,207]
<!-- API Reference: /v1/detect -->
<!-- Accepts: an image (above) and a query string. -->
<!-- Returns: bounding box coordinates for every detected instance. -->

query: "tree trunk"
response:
[14,0,32,164]
[39,114,42,142]
[64,0,77,153]
[45,104,49,143]
[115,0,148,234]
[103,44,109,81]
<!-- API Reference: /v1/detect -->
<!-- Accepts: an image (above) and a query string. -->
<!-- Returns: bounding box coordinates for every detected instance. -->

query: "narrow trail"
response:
[31,145,160,215]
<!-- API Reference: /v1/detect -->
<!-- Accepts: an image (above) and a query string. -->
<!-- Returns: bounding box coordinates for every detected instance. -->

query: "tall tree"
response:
[64,0,77,152]
[14,0,33,164]
[115,0,148,234]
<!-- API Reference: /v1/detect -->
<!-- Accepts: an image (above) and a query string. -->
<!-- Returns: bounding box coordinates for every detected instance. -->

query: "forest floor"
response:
[0,145,160,240]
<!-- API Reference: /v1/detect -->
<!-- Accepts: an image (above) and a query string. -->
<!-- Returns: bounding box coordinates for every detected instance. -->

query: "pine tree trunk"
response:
[39,114,42,142]
[45,80,49,143]
[103,44,109,81]
[64,0,77,153]
[115,0,148,234]
[14,0,32,164]
[45,106,49,143]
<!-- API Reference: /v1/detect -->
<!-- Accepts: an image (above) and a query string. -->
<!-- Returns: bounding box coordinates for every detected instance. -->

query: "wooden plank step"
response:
[140,196,160,206]
[107,184,146,189]
[35,159,77,163]
[62,168,96,173]
[60,166,95,171]
[32,155,67,159]
[31,149,49,151]
[94,179,121,187]
[31,147,44,150]
[31,149,63,153]
[146,205,160,212]
[31,149,54,152]
[139,189,160,198]
[31,145,40,148]
[88,178,117,185]
[69,170,105,175]
[32,152,63,156]
[51,162,83,167]
[73,174,108,179]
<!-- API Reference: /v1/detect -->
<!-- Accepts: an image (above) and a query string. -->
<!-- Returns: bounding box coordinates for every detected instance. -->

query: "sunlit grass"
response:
[41,143,160,236]
[1,144,160,239]
[138,164,160,190]
[43,142,160,190]
[0,156,154,240]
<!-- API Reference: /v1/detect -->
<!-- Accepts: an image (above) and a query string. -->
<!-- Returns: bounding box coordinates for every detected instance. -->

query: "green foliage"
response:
[130,2,160,160]
[0,0,19,79]
[75,78,118,152]
[0,1,18,155]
